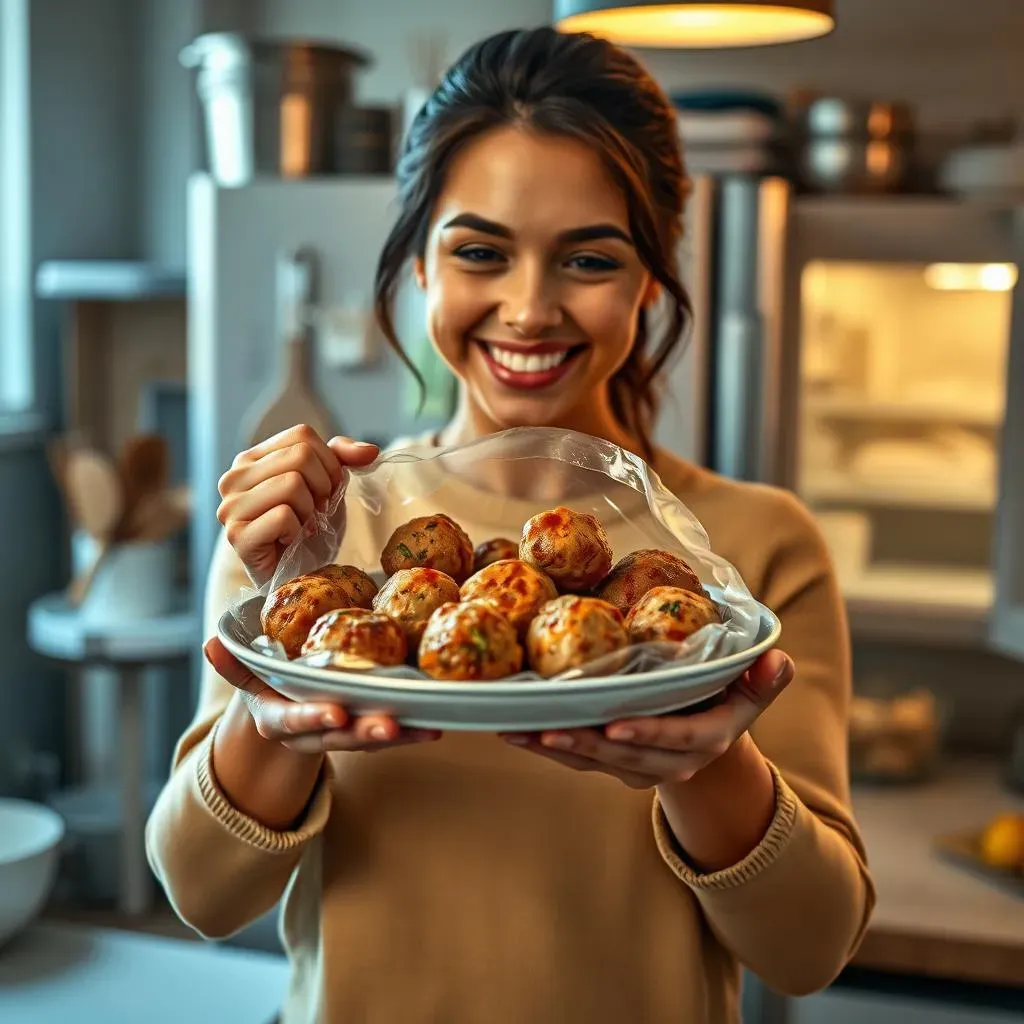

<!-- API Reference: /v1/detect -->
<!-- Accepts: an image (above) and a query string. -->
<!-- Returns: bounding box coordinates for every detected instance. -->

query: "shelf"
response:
[841,565,993,645]
[27,593,199,664]
[805,395,1002,430]
[804,473,996,513]
[35,261,187,301]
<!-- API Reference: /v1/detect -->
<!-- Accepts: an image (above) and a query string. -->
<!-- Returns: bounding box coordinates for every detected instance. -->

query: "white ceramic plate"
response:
[218,597,781,731]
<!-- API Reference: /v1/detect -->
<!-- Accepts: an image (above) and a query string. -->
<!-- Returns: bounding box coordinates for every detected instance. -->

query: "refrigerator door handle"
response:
[715,308,766,482]
[712,176,790,484]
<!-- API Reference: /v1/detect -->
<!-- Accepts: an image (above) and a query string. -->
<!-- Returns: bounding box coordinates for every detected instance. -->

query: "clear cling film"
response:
[228,428,762,683]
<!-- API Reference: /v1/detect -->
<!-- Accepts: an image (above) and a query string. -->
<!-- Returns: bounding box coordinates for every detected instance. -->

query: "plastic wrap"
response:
[230,427,761,682]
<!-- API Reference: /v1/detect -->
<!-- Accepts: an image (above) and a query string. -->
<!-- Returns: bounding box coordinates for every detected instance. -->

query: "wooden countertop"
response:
[851,760,1024,986]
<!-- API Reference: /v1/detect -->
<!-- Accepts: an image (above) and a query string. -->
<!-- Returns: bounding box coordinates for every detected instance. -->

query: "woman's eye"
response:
[454,245,505,264]
[567,253,621,273]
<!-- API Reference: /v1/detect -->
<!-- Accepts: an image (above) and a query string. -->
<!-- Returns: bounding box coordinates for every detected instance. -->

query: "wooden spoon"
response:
[126,484,192,543]
[64,449,123,606]
[116,435,169,541]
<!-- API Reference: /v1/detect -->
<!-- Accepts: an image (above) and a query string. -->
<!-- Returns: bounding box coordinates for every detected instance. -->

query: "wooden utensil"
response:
[126,484,192,543]
[242,247,337,447]
[116,435,169,540]
[64,449,123,606]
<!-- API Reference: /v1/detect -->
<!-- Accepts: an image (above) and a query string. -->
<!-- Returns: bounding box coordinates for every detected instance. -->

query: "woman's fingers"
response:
[204,637,438,752]
[231,425,344,491]
[221,472,318,535]
[220,441,336,513]
[204,637,266,697]
[599,649,796,753]
[326,435,379,467]
[225,504,305,574]
[281,727,441,754]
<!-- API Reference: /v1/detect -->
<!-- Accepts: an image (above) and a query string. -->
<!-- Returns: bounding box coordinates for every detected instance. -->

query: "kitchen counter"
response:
[850,760,1024,987]
[0,923,289,1023]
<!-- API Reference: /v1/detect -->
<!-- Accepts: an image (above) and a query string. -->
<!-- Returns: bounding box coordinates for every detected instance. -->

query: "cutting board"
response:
[242,247,337,447]
[934,828,1024,899]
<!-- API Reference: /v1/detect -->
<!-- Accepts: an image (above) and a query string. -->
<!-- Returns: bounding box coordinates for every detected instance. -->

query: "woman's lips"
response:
[476,341,586,391]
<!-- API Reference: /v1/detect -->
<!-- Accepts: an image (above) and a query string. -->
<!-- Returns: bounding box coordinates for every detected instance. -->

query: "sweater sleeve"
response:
[145,531,333,940]
[651,488,875,996]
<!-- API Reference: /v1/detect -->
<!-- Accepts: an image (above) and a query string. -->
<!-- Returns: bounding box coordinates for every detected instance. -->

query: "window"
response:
[0,0,32,414]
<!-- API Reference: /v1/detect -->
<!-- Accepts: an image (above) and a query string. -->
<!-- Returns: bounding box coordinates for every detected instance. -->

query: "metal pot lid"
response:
[180,32,371,70]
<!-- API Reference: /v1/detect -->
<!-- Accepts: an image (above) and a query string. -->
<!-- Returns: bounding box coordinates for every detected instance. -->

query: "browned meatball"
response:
[594,549,703,615]
[261,577,356,659]
[625,586,721,644]
[472,537,519,574]
[526,595,629,678]
[519,506,613,592]
[309,563,379,608]
[460,559,557,638]
[418,600,523,681]
[381,514,474,583]
[301,608,408,666]
[372,567,461,647]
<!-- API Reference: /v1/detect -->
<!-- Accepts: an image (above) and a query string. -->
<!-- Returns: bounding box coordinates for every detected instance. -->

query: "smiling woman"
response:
[373,30,692,462]
[149,25,873,1024]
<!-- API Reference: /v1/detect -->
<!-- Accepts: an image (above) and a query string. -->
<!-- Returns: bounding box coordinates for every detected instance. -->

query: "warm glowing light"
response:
[555,2,835,49]
[924,263,1019,293]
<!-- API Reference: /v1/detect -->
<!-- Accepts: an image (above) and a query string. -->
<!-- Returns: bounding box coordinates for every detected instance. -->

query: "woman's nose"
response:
[501,264,562,337]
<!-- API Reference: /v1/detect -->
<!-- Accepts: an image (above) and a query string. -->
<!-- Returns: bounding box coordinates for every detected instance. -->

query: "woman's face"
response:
[415,126,655,433]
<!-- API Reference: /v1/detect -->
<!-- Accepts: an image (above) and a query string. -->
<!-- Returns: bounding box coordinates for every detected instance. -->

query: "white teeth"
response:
[488,346,570,373]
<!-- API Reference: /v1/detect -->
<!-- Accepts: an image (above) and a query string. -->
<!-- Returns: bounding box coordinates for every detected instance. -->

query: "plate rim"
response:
[216,598,781,697]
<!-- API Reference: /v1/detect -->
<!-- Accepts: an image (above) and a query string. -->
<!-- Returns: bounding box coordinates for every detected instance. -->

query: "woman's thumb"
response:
[204,637,263,696]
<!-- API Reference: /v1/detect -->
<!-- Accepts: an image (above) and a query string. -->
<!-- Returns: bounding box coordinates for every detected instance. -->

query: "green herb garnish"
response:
[397,542,414,559]
[658,600,683,616]
[468,627,488,653]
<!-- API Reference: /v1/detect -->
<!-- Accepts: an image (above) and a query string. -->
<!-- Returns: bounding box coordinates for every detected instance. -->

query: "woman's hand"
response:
[500,649,794,789]
[216,424,379,586]
[206,637,441,754]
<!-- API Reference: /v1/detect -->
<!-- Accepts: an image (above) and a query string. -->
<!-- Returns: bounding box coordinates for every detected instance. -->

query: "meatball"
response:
[472,537,519,574]
[301,608,408,667]
[595,549,704,615]
[381,514,474,583]
[460,559,557,638]
[519,506,613,592]
[526,595,629,678]
[261,576,356,659]
[625,586,721,644]
[418,600,523,681]
[372,567,461,647]
[309,563,379,608]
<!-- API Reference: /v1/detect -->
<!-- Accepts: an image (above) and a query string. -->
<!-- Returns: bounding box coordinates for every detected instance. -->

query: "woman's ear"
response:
[413,257,427,290]
[642,278,662,308]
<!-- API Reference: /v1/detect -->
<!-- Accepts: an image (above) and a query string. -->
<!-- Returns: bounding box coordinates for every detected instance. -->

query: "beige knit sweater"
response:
[146,442,874,1023]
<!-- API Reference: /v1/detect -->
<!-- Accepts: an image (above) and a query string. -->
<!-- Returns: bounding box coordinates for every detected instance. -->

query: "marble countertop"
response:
[0,923,289,1023]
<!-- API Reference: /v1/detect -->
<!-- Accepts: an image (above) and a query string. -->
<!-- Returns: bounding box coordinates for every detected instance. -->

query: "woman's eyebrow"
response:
[442,212,633,247]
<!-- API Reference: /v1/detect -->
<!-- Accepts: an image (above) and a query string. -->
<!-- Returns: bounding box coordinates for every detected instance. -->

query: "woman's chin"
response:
[481,389,584,433]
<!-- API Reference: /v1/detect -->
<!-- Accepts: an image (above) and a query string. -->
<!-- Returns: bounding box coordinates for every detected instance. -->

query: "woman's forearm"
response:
[212,693,325,832]
[656,732,776,873]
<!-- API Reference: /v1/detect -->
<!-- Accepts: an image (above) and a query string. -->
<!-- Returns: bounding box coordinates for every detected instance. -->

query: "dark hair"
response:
[373,26,692,461]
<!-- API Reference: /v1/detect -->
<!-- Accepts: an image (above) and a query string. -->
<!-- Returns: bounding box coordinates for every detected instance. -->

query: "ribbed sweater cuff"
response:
[194,718,332,854]
[651,760,799,890]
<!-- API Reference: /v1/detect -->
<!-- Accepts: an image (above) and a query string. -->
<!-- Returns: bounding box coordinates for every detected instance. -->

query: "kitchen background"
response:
[1,1,1023,1022]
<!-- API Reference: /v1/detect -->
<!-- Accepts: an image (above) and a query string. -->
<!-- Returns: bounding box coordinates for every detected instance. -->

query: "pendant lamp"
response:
[554,1,835,48]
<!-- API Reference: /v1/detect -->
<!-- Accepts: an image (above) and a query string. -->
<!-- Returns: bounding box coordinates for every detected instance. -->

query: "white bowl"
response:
[0,799,65,946]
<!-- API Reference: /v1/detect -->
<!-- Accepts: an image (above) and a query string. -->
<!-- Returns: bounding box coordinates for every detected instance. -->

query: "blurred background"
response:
[0,1,1022,1022]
